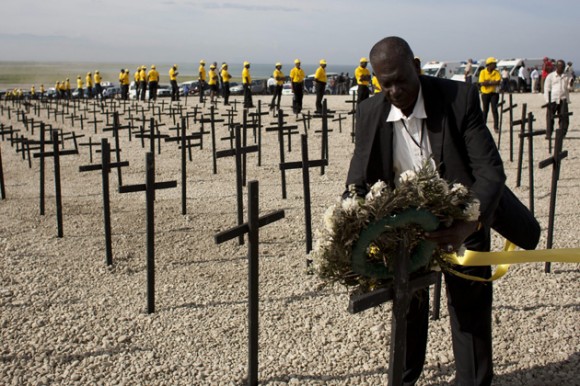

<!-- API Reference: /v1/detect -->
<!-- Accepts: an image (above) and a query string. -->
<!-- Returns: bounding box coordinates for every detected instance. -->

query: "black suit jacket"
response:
[345,75,540,250]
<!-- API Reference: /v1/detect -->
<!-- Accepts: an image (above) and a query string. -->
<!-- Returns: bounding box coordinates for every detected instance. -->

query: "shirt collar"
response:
[386,85,427,122]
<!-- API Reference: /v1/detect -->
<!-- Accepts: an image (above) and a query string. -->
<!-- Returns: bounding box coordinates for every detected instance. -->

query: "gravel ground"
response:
[1,92,579,386]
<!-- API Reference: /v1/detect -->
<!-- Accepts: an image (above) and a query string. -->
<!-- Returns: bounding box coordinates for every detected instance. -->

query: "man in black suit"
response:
[345,36,538,385]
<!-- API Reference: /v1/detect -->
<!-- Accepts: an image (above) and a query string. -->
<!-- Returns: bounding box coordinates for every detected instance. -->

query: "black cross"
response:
[345,92,357,143]
[79,138,130,266]
[165,117,203,214]
[102,112,132,186]
[78,137,100,163]
[279,134,327,262]
[118,152,177,313]
[199,106,225,174]
[296,110,312,132]
[265,109,299,199]
[499,93,518,161]
[332,112,346,133]
[33,130,79,237]
[216,124,259,245]
[214,180,284,386]
[348,236,440,385]
[134,118,169,155]
[0,144,5,200]
[515,112,546,215]
[313,100,333,174]
[539,129,568,273]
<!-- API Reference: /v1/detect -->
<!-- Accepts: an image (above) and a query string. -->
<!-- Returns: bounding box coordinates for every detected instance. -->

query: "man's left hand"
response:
[425,220,479,253]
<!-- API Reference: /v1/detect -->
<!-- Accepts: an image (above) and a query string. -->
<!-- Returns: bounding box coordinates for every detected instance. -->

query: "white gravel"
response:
[1,93,579,385]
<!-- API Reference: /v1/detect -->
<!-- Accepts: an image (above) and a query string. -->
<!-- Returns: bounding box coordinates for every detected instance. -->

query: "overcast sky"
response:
[1,0,578,66]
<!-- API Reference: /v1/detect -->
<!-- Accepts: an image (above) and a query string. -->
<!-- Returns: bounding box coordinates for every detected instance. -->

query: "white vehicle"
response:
[496,58,543,92]
[421,61,462,80]
[451,60,485,83]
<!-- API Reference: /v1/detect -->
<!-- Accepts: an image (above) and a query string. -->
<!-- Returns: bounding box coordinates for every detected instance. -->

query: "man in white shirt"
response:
[517,64,529,92]
[544,59,571,137]
[530,67,540,93]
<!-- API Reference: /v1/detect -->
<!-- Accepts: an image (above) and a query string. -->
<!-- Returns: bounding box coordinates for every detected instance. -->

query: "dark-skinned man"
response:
[242,61,254,109]
[345,36,538,386]
[198,59,206,103]
[269,62,285,111]
[314,59,327,114]
[148,65,159,101]
[169,64,179,101]
[354,57,371,105]
[221,63,231,105]
[289,59,305,115]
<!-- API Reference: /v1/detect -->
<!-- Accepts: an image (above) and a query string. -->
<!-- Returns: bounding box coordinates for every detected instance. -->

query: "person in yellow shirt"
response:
[169,64,179,101]
[55,81,62,99]
[371,72,382,94]
[147,65,159,101]
[30,85,36,99]
[85,72,93,98]
[355,57,371,105]
[269,62,285,111]
[139,66,148,101]
[65,78,71,99]
[479,57,501,132]
[314,59,328,113]
[242,61,254,108]
[39,84,45,100]
[198,60,206,103]
[119,69,129,100]
[75,76,83,99]
[289,59,306,114]
[94,70,103,99]
[134,67,141,100]
[221,63,232,106]
[207,64,219,104]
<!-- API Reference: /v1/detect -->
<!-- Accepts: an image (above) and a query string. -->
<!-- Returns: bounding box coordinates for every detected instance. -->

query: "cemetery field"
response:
[0,93,579,385]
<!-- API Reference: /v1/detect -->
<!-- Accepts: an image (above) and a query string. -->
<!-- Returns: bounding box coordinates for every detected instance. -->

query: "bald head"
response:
[369,36,420,116]
[369,36,415,68]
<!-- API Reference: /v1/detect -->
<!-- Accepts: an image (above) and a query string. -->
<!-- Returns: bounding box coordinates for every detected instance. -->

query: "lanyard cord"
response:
[400,119,426,156]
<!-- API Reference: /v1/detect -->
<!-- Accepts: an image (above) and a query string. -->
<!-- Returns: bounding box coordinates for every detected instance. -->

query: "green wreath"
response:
[351,208,440,279]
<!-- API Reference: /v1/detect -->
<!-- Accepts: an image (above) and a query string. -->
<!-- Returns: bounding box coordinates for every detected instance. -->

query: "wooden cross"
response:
[0,144,5,200]
[164,117,203,214]
[199,106,225,174]
[214,180,284,386]
[78,137,100,163]
[118,152,177,313]
[79,138,130,266]
[265,109,299,199]
[216,124,259,244]
[279,134,327,261]
[102,112,132,187]
[539,129,568,273]
[313,99,333,175]
[348,237,440,385]
[499,93,518,161]
[296,110,312,132]
[332,112,346,133]
[345,92,357,143]
[517,112,546,215]
[33,130,79,237]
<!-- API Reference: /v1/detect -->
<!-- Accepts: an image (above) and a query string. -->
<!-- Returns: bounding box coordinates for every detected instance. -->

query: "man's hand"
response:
[425,220,479,253]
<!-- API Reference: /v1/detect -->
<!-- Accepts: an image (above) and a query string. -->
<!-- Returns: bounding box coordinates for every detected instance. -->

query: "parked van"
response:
[421,61,462,80]
[451,60,485,83]
[496,58,543,92]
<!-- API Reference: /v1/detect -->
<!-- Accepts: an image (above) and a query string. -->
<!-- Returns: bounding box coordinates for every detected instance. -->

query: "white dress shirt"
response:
[544,71,570,103]
[387,86,436,186]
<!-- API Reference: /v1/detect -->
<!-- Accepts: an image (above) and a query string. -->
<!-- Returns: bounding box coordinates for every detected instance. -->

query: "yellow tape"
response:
[441,241,580,282]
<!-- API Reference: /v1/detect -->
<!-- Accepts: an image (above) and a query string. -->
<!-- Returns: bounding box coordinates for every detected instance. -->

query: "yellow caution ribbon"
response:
[441,241,580,282]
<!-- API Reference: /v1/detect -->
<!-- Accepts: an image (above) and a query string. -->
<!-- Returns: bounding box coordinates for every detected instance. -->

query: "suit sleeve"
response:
[344,104,372,199]
[461,84,506,226]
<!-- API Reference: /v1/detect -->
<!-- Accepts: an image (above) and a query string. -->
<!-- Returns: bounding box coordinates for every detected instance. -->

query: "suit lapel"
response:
[420,76,445,167]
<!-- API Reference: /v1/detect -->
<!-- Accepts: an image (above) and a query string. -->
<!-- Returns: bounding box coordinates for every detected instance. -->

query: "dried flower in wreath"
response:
[309,161,480,294]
